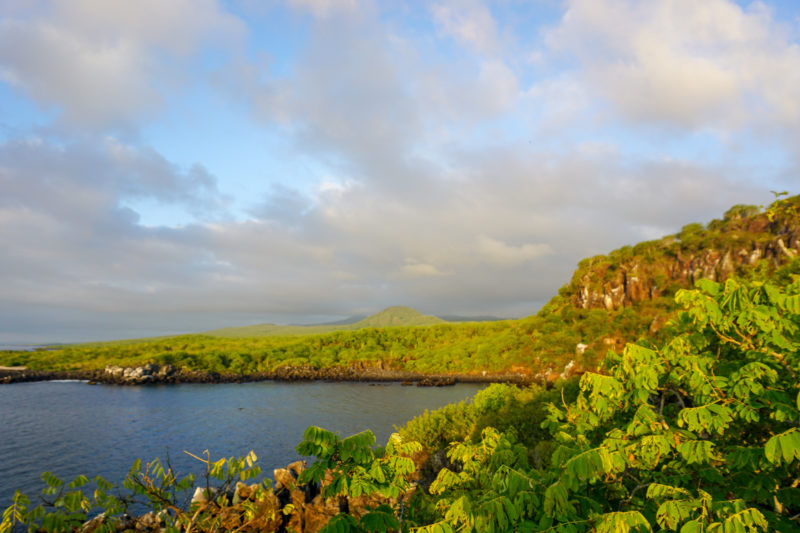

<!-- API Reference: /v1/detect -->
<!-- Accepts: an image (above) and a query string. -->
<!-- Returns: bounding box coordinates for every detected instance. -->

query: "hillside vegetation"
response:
[5,263,800,532]
[204,306,446,338]
[353,306,446,328]
[2,195,799,379]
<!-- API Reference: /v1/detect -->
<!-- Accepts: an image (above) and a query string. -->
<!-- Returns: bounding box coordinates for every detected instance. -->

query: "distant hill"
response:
[351,306,445,328]
[204,306,446,338]
[6,194,798,378]
[314,315,366,326]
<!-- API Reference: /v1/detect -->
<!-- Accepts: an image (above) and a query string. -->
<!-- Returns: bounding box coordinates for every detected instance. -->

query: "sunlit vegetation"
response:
[563,194,800,306]
[401,275,800,532]
[5,271,800,531]
[2,196,799,381]
[3,196,800,531]
[398,381,579,457]
[0,308,655,377]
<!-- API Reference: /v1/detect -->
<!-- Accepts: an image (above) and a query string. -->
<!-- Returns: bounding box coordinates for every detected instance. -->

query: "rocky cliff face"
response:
[569,202,800,311]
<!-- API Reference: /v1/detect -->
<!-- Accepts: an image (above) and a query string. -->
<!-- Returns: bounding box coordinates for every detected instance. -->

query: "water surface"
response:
[0,381,483,505]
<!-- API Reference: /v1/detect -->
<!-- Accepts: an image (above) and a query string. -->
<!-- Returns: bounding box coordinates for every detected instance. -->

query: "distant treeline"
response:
[0,308,629,375]
[2,195,799,378]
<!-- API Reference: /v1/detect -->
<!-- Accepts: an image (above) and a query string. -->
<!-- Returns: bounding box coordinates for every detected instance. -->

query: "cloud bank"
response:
[0,0,797,342]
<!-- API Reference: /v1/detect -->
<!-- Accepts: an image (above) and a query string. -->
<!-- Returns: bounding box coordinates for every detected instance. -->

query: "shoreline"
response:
[0,364,546,386]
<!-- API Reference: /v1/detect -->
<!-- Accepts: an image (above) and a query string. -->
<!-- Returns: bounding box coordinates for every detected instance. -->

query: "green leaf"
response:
[680,519,704,533]
[677,440,717,465]
[41,472,63,489]
[656,500,696,530]
[430,468,461,495]
[368,462,386,484]
[359,506,401,532]
[66,475,88,489]
[720,508,768,532]
[647,483,692,501]
[595,511,652,533]
[764,428,800,465]
[320,513,359,533]
[563,446,620,486]
[544,481,575,520]
[780,294,800,314]
[677,404,733,435]
[697,279,721,296]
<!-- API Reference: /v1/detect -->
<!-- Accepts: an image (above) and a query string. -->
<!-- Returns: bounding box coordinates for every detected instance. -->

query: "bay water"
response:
[0,381,484,506]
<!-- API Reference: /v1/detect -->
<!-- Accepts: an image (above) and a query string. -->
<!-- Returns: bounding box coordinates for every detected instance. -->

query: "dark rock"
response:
[3,362,544,387]
[417,377,456,387]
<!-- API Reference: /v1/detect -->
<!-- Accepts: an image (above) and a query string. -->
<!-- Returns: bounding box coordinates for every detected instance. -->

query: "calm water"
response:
[0,381,484,505]
[0,345,38,351]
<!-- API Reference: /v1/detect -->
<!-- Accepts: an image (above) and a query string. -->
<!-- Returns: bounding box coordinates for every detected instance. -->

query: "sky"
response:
[1,0,799,343]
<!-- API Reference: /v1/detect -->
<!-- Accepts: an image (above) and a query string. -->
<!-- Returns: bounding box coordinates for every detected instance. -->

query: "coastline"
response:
[0,364,546,386]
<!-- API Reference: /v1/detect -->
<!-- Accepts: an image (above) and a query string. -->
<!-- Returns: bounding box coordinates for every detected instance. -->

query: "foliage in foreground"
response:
[4,275,800,532]
[409,276,800,532]
[1,430,422,533]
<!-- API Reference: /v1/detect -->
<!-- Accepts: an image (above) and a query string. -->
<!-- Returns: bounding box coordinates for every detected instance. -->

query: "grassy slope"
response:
[353,306,446,328]
[203,306,446,338]
[3,195,798,375]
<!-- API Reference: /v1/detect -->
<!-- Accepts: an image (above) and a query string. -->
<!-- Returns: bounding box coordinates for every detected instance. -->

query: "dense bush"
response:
[410,275,800,532]
[0,308,635,378]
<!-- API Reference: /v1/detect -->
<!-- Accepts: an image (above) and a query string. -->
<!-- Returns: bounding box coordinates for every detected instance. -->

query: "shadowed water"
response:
[0,381,484,505]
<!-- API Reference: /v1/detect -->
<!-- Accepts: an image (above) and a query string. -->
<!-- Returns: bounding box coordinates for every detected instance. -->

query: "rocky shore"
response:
[0,362,558,386]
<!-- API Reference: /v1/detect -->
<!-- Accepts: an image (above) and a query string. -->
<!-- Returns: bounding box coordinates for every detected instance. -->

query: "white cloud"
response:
[0,1,796,342]
[0,131,773,341]
[431,0,499,55]
[288,0,359,19]
[401,261,448,279]
[0,0,244,128]
[475,236,553,267]
[524,75,590,132]
[475,60,519,115]
[545,0,800,131]
[51,0,243,56]
[0,20,156,126]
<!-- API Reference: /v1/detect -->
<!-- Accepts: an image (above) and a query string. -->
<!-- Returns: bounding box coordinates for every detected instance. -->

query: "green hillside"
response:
[203,306,446,338]
[2,194,799,377]
[351,306,445,328]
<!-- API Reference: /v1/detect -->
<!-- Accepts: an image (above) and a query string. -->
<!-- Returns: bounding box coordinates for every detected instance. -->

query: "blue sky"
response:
[0,0,798,342]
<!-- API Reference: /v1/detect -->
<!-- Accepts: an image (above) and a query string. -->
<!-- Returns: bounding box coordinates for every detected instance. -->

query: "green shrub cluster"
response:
[0,305,652,377]
[398,381,579,454]
[405,274,800,532]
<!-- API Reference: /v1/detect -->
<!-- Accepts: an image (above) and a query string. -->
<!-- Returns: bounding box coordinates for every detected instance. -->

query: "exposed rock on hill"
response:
[566,197,800,311]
